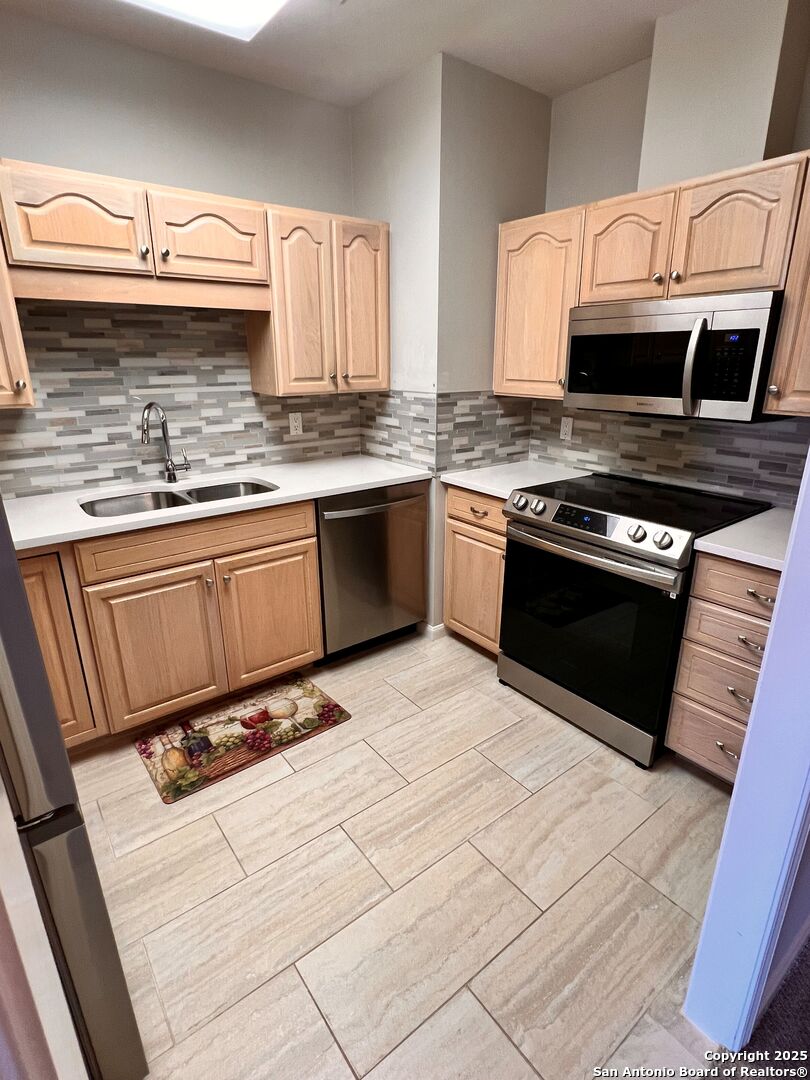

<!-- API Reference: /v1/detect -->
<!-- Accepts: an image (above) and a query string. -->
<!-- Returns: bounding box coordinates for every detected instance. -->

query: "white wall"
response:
[638,0,791,188]
[0,10,353,213]
[351,55,443,393]
[545,59,650,211]
[437,55,550,393]
[793,57,810,150]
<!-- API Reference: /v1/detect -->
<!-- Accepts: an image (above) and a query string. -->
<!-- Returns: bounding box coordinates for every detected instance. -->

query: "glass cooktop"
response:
[523,473,770,536]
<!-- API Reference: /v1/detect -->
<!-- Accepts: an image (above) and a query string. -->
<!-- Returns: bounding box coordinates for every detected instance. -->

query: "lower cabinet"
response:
[444,496,506,655]
[20,553,96,745]
[216,538,323,691]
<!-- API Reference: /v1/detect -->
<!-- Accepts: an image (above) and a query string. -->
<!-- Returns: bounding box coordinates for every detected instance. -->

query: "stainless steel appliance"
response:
[0,497,147,1080]
[564,292,782,421]
[498,474,769,766]
[318,481,428,654]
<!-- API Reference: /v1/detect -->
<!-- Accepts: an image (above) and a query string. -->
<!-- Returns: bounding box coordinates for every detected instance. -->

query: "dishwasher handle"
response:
[321,494,425,521]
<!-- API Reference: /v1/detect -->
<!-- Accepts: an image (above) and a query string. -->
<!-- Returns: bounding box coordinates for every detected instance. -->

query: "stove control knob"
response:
[627,524,647,543]
[653,530,674,550]
[530,499,546,515]
[513,494,529,511]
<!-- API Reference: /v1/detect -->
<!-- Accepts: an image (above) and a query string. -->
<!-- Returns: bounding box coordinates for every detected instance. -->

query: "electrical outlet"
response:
[289,412,303,436]
[560,416,573,442]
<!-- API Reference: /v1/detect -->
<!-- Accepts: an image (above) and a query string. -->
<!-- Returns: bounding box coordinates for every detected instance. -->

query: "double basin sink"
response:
[80,480,278,518]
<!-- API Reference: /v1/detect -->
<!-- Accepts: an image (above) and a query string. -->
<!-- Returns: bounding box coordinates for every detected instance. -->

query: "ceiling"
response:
[0,0,693,107]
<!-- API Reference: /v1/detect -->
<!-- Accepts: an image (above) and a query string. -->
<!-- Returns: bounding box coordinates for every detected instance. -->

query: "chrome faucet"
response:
[140,401,191,484]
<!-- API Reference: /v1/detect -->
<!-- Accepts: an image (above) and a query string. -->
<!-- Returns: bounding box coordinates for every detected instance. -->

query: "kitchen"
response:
[1,0,810,1077]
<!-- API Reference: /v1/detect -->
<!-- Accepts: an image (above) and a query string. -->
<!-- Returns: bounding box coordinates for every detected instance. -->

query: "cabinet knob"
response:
[342,372,349,379]
[329,372,337,381]
[651,272,663,284]
[558,377,565,387]
[14,379,27,391]
[222,575,232,583]
[205,578,214,588]
[767,385,780,395]
[670,269,681,281]
[160,247,170,260]
[139,244,150,258]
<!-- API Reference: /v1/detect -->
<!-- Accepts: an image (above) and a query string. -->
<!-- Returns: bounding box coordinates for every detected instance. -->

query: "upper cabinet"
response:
[493,207,585,398]
[332,219,390,392]
[147,190,269,283]
[668,158,804,297]
[0,162,153,274]
[0,243,33,408]
[580,190,677,303]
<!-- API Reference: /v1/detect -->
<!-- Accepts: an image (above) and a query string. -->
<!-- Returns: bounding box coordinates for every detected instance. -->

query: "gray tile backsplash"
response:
[436,393,532,472]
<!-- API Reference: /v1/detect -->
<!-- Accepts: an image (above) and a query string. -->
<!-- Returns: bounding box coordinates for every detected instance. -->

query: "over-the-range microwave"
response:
[563,291,782,422]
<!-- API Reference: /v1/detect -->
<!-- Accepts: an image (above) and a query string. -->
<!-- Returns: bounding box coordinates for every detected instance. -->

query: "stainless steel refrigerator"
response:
[0,496,148,1080]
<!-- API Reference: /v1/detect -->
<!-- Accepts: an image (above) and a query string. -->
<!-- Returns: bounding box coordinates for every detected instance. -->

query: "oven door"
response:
[499,524,688,738]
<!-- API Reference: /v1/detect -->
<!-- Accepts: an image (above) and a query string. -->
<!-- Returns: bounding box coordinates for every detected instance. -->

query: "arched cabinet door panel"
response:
[332,219,389,392]
[580,190,677,303]
[669,159,804,297]
[493,207,585,399]
[148,190,269,283]
[0,162,154,273]
[269,210,336,396]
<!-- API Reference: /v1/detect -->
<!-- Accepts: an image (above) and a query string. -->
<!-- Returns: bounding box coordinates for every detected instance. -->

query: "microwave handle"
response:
[682,317,708,416]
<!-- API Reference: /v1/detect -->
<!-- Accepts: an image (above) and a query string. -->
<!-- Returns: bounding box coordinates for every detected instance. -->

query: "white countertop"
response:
[440,459,591,500]
[695,507,794,571]
[5,456,433,551]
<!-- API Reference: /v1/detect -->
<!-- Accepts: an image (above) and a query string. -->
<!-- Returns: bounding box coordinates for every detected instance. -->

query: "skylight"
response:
[118,0,291,41]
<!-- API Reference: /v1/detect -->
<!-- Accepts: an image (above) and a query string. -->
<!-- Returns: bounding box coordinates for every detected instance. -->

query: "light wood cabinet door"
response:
[332,219,390,392]
[668,158,804,297]
[269,210,336,396]
[147,190,269,283]
[20,554,96,746]
[84,561,228,732]
[580,190,677,303]
[0,163,153,273]
[0,246,33,408]
[444,519,505,655]
[493,207,584,398]
[215,538,323,690]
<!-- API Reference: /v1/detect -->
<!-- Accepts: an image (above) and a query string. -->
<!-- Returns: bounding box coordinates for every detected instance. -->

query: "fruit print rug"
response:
[135,673,350,804]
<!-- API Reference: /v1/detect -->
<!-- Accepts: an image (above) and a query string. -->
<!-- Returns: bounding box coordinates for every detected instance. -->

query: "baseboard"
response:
[417,621,447,641]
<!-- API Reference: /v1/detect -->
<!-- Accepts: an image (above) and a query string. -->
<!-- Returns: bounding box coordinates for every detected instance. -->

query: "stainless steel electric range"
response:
[498,473,769,767]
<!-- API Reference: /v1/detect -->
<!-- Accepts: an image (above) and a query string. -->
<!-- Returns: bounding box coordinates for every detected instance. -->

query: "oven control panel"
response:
[552,503,613,536]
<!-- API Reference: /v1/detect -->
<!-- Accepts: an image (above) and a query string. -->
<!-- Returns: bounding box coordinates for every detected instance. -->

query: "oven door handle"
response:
[507,523,684,593]
[682,316,707,416]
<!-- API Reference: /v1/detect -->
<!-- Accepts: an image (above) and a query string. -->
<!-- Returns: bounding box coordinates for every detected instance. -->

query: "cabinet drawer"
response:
[446,487,506,535]
[684,598,769,668]
[692,553,780,620]
[75,502,316,584]
[666,694,744,784]
[675,640,759,724]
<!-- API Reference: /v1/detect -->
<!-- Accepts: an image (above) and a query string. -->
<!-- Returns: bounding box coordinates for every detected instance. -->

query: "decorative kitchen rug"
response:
[134,674,351,804]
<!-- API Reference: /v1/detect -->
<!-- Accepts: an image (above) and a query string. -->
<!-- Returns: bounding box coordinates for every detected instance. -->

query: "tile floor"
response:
[72,632,729,1079]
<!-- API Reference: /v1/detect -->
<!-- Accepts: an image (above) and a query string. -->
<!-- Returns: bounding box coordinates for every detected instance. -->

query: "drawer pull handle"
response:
[746,588,775,605]
[715,740,740,762]
[470,506,489,518]
[727,685,753,706]
[737,634,763,654]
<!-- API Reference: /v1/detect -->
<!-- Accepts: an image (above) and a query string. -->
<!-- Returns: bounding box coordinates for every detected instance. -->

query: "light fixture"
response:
[118,0,292,41]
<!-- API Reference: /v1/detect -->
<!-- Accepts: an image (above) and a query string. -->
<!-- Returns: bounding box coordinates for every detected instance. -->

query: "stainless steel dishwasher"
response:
[318,481,428,654]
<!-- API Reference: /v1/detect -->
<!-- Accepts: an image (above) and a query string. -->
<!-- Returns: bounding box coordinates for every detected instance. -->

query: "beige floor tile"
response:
[365,990,535,1080]
[472,760,654,908]
[146,828,389,1041]
[587,745,699,807]
[476,710,597,792]
[367,688,522,781]
[99,817,244,946]
[472,673,556,720]
[345,750,527,888]
[283,681,420,772]
[119,940,172,1062]
[148,968,352,1080]
[311,637,428,698]
[217,742,405,874]
[614,775,730,919]
[647,960,719,1061]
[385,638,493,708]
[472,856,697,1080]
[72,738,153,806]
[297,844,539,1077]
[604,1014,705,1072]
[99,752,293,857]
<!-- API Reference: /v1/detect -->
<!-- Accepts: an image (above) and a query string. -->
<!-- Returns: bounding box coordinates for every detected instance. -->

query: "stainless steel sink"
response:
[80,490,195,517]
[182,480,279,502]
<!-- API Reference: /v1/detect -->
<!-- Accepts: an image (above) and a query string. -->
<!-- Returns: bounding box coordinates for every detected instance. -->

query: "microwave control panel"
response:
[696,328,759,402]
